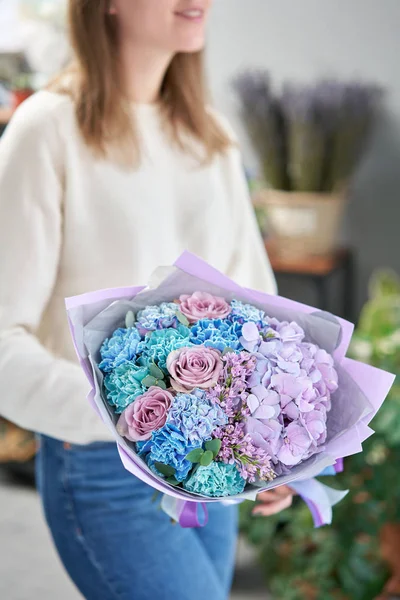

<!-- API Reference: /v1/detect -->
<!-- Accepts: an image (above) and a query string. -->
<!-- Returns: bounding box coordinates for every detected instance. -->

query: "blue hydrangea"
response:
[183,462,246,497]
[189,319,242,352]
[104,362,149,413]
[137,302,179,332]
[99,327,142,373]
[167,391,228,446]
[137,325,192,371]
[137,423,199,482]
[228,300,268,328]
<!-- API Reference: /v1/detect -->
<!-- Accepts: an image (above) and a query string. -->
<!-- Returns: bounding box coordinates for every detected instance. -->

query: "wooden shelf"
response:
[266,242,351,277]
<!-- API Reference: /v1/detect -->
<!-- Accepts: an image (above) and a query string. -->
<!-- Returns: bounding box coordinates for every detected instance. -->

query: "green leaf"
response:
[186,448,204,463]
[222,347,235,356]
[154,462,176,477]
[125,310,135,329]
[205,439,222,458]
[176,311,190,327]
[142,375,157,388]
[200,450,214,467]
[156,379,167,390]
[166,476,180,486]
[149,363,165,380]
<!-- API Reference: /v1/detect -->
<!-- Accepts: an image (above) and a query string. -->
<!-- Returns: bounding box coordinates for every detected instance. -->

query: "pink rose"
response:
[116,387,173,442]
[166,346,223,393]
[179,291,231,324]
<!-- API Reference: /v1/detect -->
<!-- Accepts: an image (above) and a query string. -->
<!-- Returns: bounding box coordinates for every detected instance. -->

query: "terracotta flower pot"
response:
[254,188,346,260]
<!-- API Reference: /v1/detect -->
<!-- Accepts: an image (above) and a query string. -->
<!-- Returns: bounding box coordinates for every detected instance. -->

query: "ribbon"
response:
[161,495,208,528]
[291,478,348,527]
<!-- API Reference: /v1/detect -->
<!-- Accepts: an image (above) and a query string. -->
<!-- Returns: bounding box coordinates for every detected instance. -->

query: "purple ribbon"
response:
[334,457,344,473]
[178,501,209,528]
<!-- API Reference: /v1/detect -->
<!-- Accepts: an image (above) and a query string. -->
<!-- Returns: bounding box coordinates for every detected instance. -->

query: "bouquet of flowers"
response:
[66,253,394,527]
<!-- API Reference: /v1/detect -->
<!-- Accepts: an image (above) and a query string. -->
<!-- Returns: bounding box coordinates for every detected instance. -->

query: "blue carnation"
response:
[99,327,141,373]
[137,423,199,482]
[228,300,268,328]
[104,362,149,413]
[183,462,246,497]
[137,302,179,332]
[189,319,242,352]
[137,325,192,371]
[167,391,228,446]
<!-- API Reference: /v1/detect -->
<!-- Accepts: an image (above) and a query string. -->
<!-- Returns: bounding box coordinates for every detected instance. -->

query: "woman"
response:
[0,1,294,598]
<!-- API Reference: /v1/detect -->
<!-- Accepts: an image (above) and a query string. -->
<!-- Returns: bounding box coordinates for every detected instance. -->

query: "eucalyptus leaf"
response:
[176,311,190,327]
[205,439,222,458]
[149,363,165,380]
[125,310,135,329]
[157,380,167,390]
[223,347,235,356]
[200,450,214,467]
[142,375,157,388]
[154,462,176,477]
[186,448,204,463]
[166,476,180,487]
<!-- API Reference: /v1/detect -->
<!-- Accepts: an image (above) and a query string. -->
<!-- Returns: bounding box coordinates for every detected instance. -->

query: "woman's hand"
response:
[252,486,295,517]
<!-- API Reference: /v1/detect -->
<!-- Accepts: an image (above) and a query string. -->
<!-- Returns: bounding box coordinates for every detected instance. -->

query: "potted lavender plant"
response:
[233,73,383,258]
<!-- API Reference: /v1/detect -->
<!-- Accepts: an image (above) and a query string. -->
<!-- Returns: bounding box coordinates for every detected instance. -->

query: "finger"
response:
[252,494,293,517]
[258,486,293,502]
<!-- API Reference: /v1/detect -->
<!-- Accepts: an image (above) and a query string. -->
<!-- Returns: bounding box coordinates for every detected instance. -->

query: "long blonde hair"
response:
[48,0,231,166]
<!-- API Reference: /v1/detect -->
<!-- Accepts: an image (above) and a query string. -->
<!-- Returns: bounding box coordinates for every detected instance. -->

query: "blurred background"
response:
[1,1,400,599]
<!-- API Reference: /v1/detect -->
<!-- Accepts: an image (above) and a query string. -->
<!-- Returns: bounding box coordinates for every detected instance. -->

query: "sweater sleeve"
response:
[222,134,277,295]
[0,97,110,444]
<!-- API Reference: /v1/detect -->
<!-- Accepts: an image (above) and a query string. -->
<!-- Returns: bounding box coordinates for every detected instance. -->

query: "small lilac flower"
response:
[214,421,276,483]
[207,351,256,419]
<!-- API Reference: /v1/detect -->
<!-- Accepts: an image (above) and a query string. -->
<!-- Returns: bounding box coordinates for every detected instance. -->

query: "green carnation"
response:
[183,462,246,497]
[137,325,192,372]
[104,362,149,413]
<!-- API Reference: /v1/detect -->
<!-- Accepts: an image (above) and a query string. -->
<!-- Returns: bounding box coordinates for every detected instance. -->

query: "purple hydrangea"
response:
[241,321,336,468]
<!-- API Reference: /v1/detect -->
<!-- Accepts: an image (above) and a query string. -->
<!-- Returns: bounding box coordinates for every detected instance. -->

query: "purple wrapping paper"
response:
[65,252,395,528]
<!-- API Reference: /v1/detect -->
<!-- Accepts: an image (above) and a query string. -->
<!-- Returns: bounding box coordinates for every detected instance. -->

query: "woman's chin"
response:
[175,35,206,54]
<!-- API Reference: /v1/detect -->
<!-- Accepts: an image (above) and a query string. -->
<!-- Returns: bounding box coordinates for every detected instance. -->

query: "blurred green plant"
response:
[240,270,400,599]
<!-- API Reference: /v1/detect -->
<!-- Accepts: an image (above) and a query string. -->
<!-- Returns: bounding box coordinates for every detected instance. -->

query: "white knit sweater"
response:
[0,91,276,444]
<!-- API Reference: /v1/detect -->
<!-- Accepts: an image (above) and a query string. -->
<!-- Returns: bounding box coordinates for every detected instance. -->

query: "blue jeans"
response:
[36,435,238,600]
